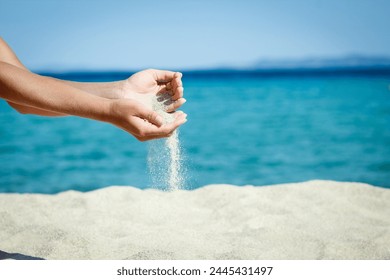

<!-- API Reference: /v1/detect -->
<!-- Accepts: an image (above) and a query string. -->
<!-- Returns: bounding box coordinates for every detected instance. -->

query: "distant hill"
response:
[179,56,390,77]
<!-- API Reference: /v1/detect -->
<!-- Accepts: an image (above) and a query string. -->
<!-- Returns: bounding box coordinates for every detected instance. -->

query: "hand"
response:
[108,98,187,141]
[123,69,186,112]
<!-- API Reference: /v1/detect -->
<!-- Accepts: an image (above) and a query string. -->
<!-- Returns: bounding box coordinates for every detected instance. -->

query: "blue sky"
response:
[1,0,389,71]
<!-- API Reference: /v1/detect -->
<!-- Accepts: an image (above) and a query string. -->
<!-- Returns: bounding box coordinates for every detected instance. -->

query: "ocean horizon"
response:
[1,69,389,193]
[38,65,390,81]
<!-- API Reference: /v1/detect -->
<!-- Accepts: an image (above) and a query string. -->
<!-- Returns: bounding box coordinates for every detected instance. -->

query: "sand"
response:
[145,92,185,191]
[0,180,389,260]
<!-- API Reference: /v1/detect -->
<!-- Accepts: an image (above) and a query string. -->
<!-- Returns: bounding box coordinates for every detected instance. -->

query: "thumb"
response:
[136,106,164,127]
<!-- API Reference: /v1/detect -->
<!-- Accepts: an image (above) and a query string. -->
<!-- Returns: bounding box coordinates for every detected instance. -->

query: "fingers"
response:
[172,86,183,100]
[150,69,178,83]
[111,98,187,142]
[170,72,183,100]
[171,110,187,120]
[134,111,187,141]
[165,97,187,112]
[155,95,186,112]
[135,106,164,127]
[155,71,183,100]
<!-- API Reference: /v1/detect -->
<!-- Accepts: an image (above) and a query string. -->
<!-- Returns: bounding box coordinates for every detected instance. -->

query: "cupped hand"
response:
[108,98,187,141]
[123,69,186,112]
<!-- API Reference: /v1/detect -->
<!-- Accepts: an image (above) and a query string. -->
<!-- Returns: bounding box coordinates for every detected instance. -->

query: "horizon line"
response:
[32,54,390,74]
[36,66,390,80]
[37,64,390,73]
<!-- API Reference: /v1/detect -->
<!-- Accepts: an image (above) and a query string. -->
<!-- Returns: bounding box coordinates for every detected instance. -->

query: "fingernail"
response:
[182,98,187,103]
[179,113,187,119]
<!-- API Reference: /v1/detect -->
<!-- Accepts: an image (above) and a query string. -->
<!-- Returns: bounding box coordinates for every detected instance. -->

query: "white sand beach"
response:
[0,180,389,260]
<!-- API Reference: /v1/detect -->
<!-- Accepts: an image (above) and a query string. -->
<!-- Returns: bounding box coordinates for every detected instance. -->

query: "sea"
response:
[1,69,390,193]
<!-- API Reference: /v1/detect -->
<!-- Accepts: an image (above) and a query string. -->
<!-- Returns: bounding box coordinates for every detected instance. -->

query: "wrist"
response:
[119,78,136,98]
[112,80,128,98]
[88,98,113,123]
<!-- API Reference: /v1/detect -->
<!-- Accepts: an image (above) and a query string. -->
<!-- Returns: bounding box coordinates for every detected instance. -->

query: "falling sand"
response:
[147,93,184,191]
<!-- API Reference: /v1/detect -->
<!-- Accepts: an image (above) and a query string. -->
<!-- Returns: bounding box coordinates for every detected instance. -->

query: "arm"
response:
[0,37,68,116]
[0,37,185,114]
[59,69,186,112]
[0,61,187,140]
[0,61,111,119]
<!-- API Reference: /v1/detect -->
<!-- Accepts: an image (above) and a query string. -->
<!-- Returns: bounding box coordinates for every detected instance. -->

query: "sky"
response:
[1,0,390,71]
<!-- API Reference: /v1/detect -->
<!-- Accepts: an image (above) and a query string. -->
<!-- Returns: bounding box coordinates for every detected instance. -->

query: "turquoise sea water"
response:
[1,72,390,193]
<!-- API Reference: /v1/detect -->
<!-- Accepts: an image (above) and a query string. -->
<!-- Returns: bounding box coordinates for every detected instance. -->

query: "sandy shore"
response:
[0,180,389,260]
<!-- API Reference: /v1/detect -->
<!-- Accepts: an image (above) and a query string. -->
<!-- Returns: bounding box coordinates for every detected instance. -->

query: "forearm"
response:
[0,62,111,121]
[60,80,125,99]
[7,75,125,116]
[1,37,66,115]
[0,37,124,115]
